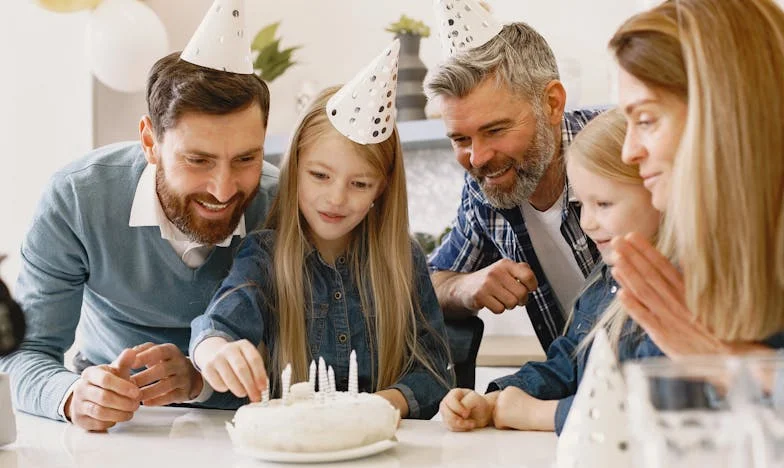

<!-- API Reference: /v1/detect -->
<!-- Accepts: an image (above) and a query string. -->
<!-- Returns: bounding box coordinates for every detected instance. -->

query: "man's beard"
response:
[470,109,557,209]
[155,165,258,245]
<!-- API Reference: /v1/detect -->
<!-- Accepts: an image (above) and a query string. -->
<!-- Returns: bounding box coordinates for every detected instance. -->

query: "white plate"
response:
[234,439,397,464]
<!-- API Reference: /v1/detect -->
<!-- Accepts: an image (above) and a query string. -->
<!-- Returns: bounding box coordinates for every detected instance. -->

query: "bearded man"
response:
[425,23,602,367]
[0,49,278,429]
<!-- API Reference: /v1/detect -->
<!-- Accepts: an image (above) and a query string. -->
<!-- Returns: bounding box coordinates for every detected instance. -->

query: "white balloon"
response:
[85,0,168,93]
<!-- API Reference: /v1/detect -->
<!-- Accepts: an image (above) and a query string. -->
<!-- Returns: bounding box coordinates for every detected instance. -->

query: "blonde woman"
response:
[610,0,784,358]
[440,110,662,433]
[189,85,453,419]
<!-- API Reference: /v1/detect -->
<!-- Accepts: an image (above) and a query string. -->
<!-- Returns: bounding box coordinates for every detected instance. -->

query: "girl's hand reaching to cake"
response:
[193,337,268,402]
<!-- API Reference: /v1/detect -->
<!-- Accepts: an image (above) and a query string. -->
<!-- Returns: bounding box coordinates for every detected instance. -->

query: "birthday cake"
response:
[227,353,400,453]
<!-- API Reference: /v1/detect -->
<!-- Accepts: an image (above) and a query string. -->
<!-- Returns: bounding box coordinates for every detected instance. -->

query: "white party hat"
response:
[326,40,400,145]
[181,0,253,74]
[556,329,632,468]
[433,0,503,57]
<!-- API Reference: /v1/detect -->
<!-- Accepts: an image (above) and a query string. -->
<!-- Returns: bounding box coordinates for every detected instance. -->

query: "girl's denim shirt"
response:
[487,263,663,434]
[190,229,452,419]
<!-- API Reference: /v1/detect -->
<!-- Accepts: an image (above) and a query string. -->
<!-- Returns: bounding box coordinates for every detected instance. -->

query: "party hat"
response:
[326,40,400,145]
[556,329,632,468]
[181,0,253,74]
[433,0,503,57]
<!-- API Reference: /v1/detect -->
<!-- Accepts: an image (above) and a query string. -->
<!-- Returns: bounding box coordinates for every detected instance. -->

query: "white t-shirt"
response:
[520,193,585,312]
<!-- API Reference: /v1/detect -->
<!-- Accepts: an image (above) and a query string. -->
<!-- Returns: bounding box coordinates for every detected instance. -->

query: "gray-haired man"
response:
[425,23,602,371]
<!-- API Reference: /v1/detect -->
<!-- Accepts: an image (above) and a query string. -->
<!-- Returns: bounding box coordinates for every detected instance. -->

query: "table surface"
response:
[0,406,557,468]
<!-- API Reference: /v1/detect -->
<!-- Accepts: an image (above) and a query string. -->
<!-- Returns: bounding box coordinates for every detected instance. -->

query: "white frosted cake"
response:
[227,354,400,454]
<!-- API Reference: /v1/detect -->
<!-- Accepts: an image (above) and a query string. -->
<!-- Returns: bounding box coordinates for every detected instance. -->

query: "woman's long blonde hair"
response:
[610,0,784,341]
[566,109,656,351]
[264,87,451,393]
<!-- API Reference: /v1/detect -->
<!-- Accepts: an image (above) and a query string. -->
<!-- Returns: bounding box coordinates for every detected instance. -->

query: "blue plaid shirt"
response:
[428,109,602,349]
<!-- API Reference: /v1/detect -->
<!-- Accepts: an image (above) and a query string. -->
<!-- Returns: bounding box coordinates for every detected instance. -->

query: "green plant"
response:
[385,14,431,38]
[251,22,301,83]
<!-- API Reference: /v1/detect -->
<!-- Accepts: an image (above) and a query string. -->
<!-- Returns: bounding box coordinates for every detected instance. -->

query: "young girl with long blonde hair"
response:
[439,109,662,434]
[189,44,453,419]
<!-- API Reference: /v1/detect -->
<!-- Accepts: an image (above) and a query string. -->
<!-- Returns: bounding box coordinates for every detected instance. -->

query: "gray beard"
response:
[477,113,557,209]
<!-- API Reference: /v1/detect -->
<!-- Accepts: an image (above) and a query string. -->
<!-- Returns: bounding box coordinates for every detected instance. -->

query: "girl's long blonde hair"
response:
[566,109,655,351]
[264,87,451,393]
[610,0,784,341]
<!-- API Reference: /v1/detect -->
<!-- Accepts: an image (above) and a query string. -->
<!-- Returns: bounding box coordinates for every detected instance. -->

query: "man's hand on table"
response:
[64,348,141,431]
[130,342,204,406]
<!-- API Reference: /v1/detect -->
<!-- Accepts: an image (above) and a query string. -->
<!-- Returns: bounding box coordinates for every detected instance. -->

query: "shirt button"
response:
[338,333,348,343]
[610,285,618,294]
[334,291,343,300]
[337,256,346,265]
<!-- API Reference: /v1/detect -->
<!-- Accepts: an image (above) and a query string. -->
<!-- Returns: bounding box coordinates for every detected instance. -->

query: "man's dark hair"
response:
[146,52,271,138]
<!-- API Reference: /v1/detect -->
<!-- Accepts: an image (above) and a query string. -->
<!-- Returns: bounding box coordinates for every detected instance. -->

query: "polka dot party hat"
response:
[556,329,632,468]
[433,0,503,57]
[181,0,253,74]
[326,40,400,145]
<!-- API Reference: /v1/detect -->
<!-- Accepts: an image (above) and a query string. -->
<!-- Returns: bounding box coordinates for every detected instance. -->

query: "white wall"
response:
[95,0,642,144]
[0,4,93,288]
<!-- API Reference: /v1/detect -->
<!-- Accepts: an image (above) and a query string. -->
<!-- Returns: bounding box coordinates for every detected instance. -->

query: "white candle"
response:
[349,350,358,397]
[282,363,292,405]
[308,360,316,397]
[318,357,328,403]
[261,388,269,406]
[328,366,336,399]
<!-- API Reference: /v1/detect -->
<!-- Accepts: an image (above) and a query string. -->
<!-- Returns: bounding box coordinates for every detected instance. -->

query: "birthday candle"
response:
[318,357,328,403]
[282,363,292,404]
[308,360,317,397]
[349,350,358,397]
[328,366,336,399]
[261,388,269,406]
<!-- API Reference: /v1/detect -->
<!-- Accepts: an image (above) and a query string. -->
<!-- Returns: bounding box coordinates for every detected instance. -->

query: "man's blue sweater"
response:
[0,142,278,420]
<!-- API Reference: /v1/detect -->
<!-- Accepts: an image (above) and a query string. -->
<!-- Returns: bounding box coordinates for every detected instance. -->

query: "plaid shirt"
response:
[429,109,602,350]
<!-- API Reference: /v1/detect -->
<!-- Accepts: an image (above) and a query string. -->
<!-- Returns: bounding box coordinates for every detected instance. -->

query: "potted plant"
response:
[251,22,301,83]
[386,15,431,121]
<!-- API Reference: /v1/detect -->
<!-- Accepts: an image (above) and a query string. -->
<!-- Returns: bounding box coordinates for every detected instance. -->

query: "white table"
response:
[0,407,557,467]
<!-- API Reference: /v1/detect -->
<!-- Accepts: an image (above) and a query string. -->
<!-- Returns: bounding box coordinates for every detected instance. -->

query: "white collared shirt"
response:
[128,163,246,268]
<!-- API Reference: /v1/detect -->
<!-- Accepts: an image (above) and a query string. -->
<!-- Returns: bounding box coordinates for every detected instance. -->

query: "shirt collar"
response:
[128,163,245,247]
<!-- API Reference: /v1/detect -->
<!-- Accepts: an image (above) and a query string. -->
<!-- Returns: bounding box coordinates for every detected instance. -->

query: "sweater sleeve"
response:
[0,173,87,421]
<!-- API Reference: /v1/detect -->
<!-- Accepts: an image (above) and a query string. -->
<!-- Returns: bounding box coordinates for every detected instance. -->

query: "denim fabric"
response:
[191,230,452,419]
[487,264,663,434]
[429,110,603,351]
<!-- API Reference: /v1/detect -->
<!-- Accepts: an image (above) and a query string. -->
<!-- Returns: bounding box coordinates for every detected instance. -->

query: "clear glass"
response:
[624,356,750,468]
[736,354,784,468]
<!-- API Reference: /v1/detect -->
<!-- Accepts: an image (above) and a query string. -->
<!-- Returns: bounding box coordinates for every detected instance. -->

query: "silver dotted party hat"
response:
[433,0,503,57]
[326,40,400,145]
[181,0,253,74]
[556,329,631,468]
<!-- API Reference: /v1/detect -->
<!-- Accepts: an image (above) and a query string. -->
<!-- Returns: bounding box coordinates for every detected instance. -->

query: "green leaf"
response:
[251,22,280,51]
[255,40,281,65]
[251,22,301,83]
